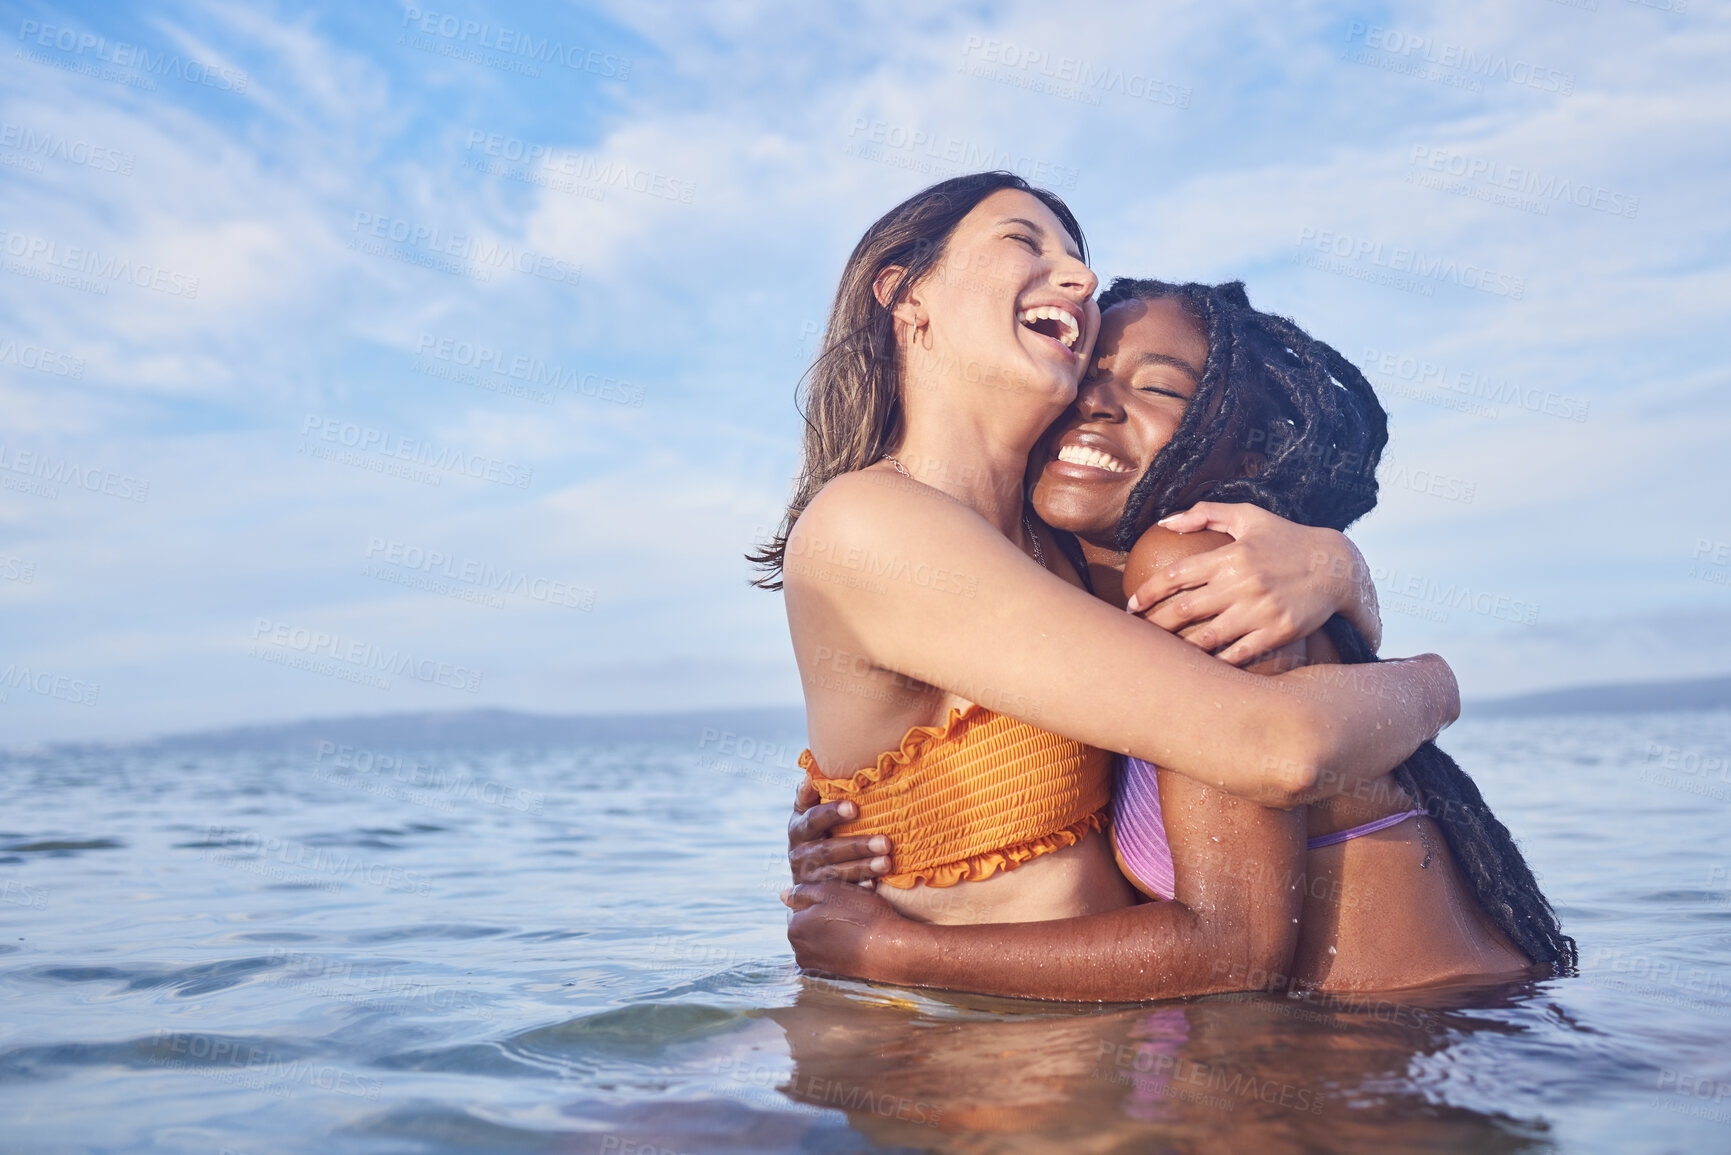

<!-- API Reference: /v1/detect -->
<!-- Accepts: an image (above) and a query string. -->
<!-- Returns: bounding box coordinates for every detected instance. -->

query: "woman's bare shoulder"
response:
[803,467,969,516]
[1122,525,1236,593]
[785,469,998,595]
[794,470,984,549]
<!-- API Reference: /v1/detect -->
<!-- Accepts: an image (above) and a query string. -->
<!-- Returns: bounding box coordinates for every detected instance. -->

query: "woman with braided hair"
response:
[783,267,1573,996]
[1109,279,1571,979]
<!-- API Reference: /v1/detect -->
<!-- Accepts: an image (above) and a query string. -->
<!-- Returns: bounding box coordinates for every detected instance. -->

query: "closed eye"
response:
[1005,232,1040,253]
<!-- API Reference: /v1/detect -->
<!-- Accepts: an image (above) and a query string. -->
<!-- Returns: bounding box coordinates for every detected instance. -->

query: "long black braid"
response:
[1322,617,1577,973]
[1101,277,1577,975]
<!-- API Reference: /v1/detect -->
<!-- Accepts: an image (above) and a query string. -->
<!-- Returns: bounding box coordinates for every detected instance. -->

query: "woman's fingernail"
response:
[780,888,793,903]
[869,835,890,853]
[870,856,890,873]
[1125,595,1140,613]
[1157,514,1179,526]
[840,801,858,819]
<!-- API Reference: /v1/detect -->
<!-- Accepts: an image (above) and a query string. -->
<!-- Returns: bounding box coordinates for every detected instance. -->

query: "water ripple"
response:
[0,715,1726,1151]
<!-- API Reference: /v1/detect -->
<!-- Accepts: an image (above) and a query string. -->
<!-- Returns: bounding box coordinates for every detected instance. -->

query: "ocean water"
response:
[2,709,1729,1154]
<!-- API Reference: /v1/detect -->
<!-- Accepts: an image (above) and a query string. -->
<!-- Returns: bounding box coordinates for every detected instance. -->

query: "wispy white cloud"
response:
[1,0,1726,743]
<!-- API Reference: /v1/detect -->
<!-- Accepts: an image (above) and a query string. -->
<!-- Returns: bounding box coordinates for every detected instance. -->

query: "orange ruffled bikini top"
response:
[799,704,1111,889]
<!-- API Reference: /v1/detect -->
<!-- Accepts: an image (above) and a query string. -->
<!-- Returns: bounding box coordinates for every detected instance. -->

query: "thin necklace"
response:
[880,453,1047,571]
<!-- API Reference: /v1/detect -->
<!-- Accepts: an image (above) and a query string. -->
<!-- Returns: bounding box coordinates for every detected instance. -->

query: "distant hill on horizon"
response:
[1463,673,1731,720]
[13,673,1730,756]
[21,705,809,756]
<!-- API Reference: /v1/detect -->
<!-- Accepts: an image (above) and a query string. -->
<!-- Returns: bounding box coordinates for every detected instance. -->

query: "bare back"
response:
[1127,525,1532,990]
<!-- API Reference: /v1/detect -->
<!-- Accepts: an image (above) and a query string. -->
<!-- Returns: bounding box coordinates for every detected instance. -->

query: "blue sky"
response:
[1,0,1727,745]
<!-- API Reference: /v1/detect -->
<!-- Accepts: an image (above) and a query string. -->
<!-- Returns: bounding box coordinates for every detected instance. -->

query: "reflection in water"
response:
[768,976,1562,1152]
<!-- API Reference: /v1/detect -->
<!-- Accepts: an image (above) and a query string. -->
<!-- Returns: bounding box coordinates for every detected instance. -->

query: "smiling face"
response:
[1030,296,1209,544]
[888,189,1100,407]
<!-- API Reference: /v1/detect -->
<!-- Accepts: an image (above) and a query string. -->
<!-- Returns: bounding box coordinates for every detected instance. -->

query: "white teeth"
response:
[1057,444,1132,473]
[1018,305,1081,350]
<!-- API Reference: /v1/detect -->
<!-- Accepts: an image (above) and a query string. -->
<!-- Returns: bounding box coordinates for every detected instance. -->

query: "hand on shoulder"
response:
[1123,524,1236,601]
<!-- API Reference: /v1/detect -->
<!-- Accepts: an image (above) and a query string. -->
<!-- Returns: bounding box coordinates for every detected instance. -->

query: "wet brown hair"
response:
[748,171,1087,589]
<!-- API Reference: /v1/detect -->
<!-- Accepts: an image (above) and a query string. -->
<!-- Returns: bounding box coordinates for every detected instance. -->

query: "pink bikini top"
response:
[1110,756,1426,902]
